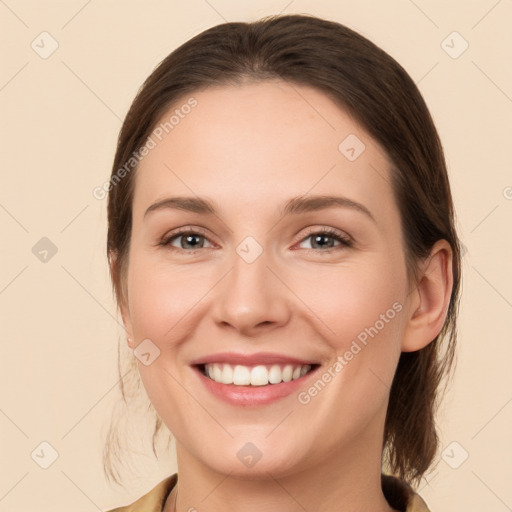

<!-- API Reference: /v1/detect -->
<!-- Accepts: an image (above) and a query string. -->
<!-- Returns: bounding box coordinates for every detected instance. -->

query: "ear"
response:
[120,302,136,350]
[109,251,135,350]
[401,239,454,352]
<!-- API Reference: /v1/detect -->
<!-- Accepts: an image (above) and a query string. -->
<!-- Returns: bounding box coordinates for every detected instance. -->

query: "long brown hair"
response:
[105,13,462,486]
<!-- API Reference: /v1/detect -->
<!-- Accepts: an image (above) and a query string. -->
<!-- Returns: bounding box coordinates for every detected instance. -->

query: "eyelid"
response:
[159,225,353,252]
[162,225,209,238]
[159,226,216,249]
[294,225,353,245]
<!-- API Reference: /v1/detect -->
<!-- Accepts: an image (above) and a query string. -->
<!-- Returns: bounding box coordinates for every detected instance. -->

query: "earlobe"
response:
[401,240,453,352]
[119,298,135,348]
[122,306,135,349]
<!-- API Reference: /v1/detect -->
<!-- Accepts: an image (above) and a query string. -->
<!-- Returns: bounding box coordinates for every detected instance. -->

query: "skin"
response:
[117,80,453,512]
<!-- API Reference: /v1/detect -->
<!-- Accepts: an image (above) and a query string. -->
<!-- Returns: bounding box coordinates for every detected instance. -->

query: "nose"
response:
[211,244,291,337]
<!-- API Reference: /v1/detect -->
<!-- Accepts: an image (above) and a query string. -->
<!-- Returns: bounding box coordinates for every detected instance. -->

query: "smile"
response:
[201,363,313,386]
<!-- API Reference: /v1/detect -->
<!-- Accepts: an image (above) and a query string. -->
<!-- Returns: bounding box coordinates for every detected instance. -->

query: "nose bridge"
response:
[212,237,290,333]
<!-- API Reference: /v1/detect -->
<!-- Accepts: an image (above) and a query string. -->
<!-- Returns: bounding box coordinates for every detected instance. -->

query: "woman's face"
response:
[121,80,412,477]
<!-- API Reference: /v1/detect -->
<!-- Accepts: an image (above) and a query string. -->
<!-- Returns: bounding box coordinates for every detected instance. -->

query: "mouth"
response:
[198,362,318,386]
[190,352,321,406]
[192,358,320,406]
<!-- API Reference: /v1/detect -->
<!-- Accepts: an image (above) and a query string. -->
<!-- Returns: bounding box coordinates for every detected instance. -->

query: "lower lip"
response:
[194,366,319,406]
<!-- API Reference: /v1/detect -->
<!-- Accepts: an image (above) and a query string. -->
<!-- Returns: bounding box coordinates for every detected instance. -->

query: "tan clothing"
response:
[106,473,431,511]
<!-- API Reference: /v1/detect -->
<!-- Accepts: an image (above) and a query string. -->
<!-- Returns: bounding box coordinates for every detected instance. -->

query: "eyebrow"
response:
[144,194,376,223]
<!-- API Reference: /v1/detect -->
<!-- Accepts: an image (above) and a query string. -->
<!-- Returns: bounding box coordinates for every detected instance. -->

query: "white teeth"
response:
[221,364,233,384]
[203,363,312,386]
[233,365,251,385]
[268,365,282,384]
[282,365,293,382]
[250,365,268,386]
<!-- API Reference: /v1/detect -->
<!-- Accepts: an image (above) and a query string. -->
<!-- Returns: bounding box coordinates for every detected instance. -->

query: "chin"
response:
[195,440,307,480]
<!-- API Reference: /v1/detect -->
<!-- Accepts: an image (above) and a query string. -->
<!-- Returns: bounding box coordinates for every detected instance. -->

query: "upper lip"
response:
[190,352,318,366]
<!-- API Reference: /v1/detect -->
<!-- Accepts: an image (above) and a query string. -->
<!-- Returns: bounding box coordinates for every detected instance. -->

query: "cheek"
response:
[294,259,405,346]
[126,256,207,342]
[293,257,406,408]
[125,257,202,425]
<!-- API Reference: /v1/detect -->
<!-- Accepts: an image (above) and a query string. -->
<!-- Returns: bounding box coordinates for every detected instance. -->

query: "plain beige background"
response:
[1,0,511,510]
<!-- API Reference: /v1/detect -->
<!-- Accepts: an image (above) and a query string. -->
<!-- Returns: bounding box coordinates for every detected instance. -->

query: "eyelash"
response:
[159,226,353,254]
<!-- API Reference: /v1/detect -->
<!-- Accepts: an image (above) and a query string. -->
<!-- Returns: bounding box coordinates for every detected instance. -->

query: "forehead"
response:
[132,80,397,227]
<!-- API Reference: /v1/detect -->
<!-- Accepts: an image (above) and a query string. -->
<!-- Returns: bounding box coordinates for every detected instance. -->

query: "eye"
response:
[296,227,353,252]
[160,228,214,251]
[159,226,353,253]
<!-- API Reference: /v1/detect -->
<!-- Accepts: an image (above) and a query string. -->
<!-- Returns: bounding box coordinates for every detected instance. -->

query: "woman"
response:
[104,14,461,512]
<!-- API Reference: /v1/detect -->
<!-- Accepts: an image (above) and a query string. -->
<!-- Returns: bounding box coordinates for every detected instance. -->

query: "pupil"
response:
[314,235,331,248]
[184,235,201,248]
